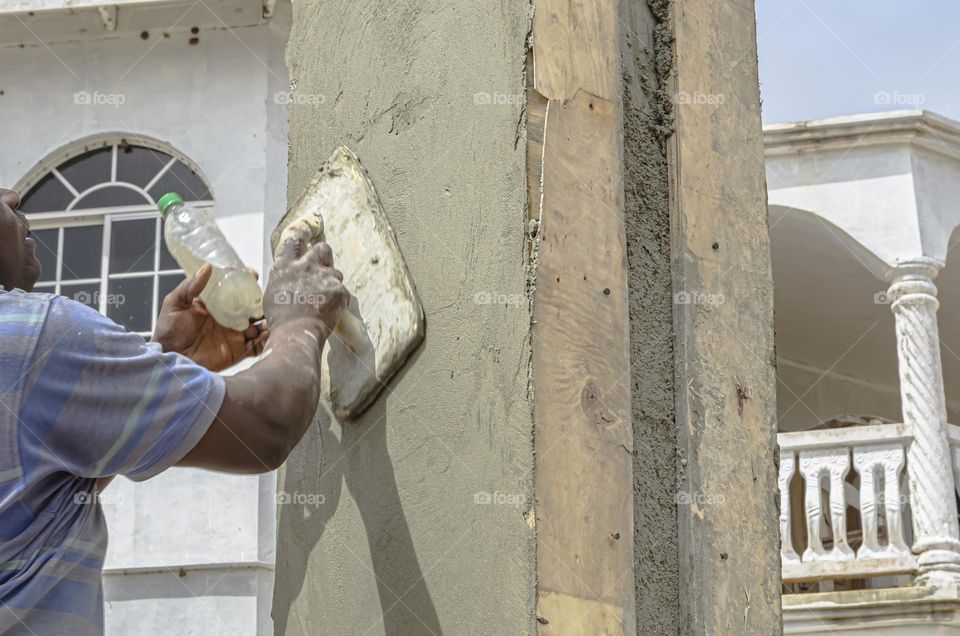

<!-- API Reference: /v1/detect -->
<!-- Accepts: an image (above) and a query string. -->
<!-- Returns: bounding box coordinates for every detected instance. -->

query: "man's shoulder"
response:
[0,289,125,346]
[0,288,55,328]
[0,287,54,304]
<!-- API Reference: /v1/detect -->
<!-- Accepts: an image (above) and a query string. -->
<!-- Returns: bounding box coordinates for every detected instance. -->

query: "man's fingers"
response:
[244,329,270,358]
[0,189,19,210]
[243,321,264,340]
[177,264,212,306]
[306,242,334,267]
[276,224,314,262]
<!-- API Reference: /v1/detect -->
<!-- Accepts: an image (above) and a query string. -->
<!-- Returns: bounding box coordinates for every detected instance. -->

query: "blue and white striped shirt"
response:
[0,287,225,635]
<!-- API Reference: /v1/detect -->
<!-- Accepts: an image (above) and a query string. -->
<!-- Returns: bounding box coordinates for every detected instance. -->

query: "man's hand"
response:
[153,264,268,372]
[264,225,348,338]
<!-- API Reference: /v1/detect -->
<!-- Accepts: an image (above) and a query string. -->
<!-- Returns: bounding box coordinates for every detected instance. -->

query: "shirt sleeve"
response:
[19,296,226,482]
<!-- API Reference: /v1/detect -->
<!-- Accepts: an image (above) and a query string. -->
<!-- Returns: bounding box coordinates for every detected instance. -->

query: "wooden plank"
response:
[526,86,547,228]
[531,90,635,636]
[668,0,781,632]
[538,591,625,635]
[530,0,634,632]
[531,0,620,102]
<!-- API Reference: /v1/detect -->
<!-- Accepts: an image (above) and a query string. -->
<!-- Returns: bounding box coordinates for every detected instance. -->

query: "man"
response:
[0,187,347,634]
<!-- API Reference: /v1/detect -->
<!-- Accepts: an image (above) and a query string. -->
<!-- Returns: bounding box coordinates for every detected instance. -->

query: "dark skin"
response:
[0,187,347,474]
[0,189,41,291]
[152,263,270,372]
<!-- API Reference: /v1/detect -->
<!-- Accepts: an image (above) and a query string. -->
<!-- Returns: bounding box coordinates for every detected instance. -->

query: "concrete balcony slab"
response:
[785,584,960,634]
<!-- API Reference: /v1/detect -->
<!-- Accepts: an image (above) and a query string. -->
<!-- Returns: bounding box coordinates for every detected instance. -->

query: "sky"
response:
[755,0,960,125]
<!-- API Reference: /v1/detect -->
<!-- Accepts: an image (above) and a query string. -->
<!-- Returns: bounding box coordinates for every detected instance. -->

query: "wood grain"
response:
[529,0,635,632]
[531,91,635,634]
[669,0,781,632]
[531,0,621,103]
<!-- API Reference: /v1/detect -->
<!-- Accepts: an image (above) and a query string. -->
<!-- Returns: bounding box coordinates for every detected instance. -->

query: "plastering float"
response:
[270,146,425,419]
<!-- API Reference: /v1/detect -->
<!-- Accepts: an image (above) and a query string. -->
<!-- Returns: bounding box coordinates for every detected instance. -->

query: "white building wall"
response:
[0,4,290,634]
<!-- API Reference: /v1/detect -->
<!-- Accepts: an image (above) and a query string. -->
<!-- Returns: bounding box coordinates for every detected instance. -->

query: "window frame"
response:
[20,134,215,336]
[15,132,213,204]
[29,207,215,336]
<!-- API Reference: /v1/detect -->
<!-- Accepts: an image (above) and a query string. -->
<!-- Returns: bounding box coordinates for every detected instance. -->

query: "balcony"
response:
[767,111,960,633]
[779,421,960,633]
[779,421,916,586]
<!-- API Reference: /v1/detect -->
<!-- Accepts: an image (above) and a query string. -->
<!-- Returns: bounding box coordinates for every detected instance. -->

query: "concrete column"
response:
[274,1,780,634]
[888,258,960,585]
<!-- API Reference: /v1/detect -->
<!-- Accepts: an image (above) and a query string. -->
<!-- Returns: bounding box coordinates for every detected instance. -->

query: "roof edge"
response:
[763,110,960,162]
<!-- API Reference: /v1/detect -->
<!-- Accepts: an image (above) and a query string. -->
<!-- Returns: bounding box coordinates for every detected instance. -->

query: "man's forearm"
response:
[179,230,347,473]
[178,320,328,473]
[239,319,326,433]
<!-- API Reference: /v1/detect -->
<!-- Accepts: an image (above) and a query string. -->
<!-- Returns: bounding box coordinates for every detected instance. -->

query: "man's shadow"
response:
[271,356,442,635]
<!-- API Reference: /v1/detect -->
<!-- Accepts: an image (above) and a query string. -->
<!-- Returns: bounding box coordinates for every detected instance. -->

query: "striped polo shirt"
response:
[0,286,225,635]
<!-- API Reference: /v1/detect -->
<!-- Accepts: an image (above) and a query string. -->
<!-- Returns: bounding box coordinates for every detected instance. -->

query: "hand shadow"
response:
[272,358,443,635]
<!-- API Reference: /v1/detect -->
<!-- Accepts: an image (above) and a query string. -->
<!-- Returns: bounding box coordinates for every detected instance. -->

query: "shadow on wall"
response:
[271,369,442,635]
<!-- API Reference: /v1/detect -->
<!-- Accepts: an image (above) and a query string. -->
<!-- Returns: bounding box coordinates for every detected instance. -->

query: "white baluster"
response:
[885,446,910,554]
[800,448,855,562]
[802,457,825,561]
[779,449,800,566]
[854,443,908,559]
[857,454,881,558]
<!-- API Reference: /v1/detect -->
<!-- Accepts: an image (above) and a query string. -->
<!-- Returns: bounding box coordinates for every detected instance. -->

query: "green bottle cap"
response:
[157,192,184,216]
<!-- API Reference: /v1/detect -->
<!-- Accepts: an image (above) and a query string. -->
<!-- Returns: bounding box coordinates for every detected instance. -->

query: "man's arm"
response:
[177,232,347,473]
[177,323,325,472]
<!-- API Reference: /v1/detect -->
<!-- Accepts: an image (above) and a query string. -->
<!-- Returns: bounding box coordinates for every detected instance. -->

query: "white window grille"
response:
[18,134,214,336]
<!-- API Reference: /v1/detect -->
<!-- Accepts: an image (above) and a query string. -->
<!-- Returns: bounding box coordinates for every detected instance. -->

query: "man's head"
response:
[0,189,41,292]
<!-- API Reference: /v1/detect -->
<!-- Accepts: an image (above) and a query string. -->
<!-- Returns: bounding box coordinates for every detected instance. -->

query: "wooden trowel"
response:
[270,146,425,420]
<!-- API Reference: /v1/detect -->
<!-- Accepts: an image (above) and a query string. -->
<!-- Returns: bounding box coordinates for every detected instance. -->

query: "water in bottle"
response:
[157,192,264,331]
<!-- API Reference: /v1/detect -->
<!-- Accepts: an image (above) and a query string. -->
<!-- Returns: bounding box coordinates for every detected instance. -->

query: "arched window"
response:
[17,134,213,335]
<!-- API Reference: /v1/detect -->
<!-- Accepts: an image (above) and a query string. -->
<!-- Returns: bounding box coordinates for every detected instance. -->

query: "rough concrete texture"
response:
[669,0,782,633]
[621,1,680,633]
[272,1,535,634]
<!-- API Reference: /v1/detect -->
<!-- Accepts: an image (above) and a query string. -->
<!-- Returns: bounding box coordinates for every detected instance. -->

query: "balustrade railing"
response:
[778,423,917,583]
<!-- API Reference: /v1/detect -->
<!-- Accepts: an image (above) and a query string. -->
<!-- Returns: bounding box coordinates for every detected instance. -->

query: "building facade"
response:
[6,2,960,635]
[0,1,289,633]
[769,111,960,634]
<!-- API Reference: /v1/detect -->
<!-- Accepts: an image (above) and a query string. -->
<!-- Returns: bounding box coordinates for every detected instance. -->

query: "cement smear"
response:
[621,1,680,633]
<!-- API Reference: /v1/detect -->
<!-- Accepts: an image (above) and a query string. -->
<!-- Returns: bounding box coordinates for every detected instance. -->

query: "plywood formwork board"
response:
[668,0,782,633]
[529,0,636,634]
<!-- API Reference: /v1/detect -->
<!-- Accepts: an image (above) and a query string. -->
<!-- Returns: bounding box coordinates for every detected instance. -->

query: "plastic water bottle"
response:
[158,192,264,331]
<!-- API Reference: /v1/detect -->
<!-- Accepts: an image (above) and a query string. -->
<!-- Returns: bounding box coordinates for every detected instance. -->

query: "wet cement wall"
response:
[273,1,535,634]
